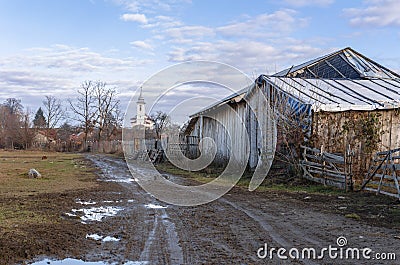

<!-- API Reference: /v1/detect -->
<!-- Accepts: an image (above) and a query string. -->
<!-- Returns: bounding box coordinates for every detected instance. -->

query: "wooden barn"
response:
[184,47,400,191]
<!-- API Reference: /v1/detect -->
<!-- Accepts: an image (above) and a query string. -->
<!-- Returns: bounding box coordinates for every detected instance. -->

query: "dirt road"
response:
[7,154,396,265]
[56,154,398,265]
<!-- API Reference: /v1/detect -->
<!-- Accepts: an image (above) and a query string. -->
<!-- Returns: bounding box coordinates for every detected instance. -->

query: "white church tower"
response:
[136,88,146,125]
[131,88,154,129]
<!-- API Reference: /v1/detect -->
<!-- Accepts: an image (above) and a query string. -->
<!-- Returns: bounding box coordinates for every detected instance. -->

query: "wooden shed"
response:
[185,47,400,182]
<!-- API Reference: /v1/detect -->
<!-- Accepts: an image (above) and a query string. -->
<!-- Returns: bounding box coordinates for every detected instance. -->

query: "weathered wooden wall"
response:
[246,85,276,170]
[190,101,249,167]
[312,109,400,179]
[188,84,277,171]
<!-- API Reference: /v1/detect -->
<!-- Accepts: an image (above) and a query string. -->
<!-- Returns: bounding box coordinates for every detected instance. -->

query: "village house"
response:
[32,129,57,148]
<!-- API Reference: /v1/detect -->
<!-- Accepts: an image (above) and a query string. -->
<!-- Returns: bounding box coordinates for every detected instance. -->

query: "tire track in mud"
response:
[86,155,400,265]
[87,155,183,265]
[219,198,319,265]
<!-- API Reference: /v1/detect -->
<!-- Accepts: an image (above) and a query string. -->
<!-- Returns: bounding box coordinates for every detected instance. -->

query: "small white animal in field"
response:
[28,168,42,178]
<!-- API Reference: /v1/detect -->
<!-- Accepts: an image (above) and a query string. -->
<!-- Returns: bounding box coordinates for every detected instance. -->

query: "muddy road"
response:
[25,154,399,265]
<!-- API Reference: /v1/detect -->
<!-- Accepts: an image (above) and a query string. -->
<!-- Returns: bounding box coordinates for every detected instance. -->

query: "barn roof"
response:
[266,47,400,111]
[189,47,400,117]
[273,47,400,79]
[189,86,248,118]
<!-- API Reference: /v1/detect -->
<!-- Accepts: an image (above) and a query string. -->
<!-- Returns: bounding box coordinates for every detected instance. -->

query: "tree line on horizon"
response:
[0,81,122,150]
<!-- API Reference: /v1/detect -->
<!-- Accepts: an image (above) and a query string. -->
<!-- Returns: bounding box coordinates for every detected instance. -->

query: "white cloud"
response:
[144,15,181,26]
[167,40,326,75]
[113,0,191,14]
[344,0,400,27]
[283,0,334,7]
[165,25,215,43]
[217,9,308,39]
[130,40,153,50]
[0,45,153,111]
[120,13,148,24]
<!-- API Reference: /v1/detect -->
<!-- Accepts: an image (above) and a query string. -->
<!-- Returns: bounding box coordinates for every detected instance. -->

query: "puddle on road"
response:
[144,204,167,209]
[30,258,148,265]
[67,206,123,223]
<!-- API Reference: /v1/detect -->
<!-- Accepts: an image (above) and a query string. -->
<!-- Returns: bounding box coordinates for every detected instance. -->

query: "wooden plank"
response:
[301,160,336,170]
[323,153,345,163]
[376,148,400,155]
[369,181,396,188]
[304,165,347,177]
[307,169,346,181]
[304,154,345,165]
[323,156,345,165]
[365,188,400,199]
[378,189,400,199]
[304,154,323,161]
[380,164,400,171]
[373,174,397,180]
[392,172,400,199]
[300,145,321,154]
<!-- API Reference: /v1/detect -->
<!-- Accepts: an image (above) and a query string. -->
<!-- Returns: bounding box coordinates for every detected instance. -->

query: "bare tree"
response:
[0,98,24,149]
[93,81,120,142]
[43,96,64,130]
[21,109,35,149]
[149,111,170,139]
[103,105,123,141]
[68,81,97,150]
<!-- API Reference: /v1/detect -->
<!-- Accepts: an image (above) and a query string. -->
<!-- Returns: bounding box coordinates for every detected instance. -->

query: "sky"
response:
[1,0,400,124]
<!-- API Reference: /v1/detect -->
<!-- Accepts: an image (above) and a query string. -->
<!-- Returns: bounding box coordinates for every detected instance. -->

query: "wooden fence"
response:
[360,148,400,200]
[89,140,122,153]
[300,145,353,190]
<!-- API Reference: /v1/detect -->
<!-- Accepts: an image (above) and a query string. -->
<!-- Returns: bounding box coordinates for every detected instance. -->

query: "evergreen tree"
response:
[33,107,46,128]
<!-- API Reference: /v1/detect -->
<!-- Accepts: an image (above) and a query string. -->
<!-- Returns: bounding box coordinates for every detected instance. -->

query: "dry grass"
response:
[0,150,98,197]
[0,150,99,232]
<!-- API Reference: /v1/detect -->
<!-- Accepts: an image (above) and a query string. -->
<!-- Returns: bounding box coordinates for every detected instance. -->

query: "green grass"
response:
[345,213,361,220]
[155,162,344,195]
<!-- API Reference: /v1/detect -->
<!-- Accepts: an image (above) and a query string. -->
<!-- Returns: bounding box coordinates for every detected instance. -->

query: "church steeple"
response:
[136,87,146,125]
[137,86,145,104]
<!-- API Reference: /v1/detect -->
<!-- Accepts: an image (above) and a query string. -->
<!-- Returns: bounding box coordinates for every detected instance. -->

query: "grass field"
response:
[0,150,97,197]
[0,150,98,232]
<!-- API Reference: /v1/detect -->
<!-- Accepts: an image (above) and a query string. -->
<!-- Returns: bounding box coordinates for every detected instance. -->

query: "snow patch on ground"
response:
[30,258,148,265]
[101,178,137,183]
[76,200,97,205]
[86,234,121,242]
[144,204,167,209]
[85,234,103,241]
[70,206,123,223]
[102,236,121,242]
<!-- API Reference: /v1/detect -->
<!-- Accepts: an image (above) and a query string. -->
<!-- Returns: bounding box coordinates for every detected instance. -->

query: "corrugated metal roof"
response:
[263,76,400,111]
[265,47,400,111]
[189,47,400,116]
[273,47,400,79]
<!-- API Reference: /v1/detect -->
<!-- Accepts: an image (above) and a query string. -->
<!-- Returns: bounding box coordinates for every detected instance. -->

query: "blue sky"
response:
[1,0,400,122]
